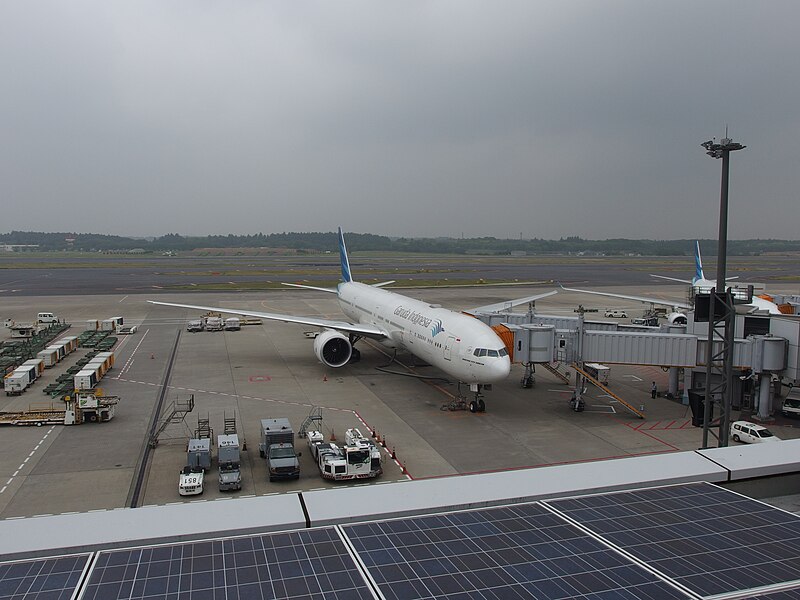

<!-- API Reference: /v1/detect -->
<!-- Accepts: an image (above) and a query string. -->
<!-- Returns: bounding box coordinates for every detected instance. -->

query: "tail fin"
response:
[338,227,353,283]
[693,241,705,284]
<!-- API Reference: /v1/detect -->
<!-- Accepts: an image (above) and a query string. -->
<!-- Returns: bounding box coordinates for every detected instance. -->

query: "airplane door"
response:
[443,336,455,361]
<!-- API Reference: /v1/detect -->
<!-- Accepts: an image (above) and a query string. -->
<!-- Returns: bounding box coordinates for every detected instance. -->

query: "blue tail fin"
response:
[693,241,705,284]
[338,227,353,283]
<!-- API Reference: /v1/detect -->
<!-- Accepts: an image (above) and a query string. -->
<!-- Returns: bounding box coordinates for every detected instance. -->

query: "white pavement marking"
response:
[0,425,55,495]
[119,295,129,302]
[623,375,643,382]
[117,328,150,377]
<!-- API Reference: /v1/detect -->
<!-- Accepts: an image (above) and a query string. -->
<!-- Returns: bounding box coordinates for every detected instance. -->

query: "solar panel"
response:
[546,482,800,598]
[0,554,90,600]
[80,528,375,600]
[342,502,690,600]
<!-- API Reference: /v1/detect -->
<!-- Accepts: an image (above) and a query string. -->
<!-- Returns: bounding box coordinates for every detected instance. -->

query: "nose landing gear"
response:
[468,396,486,413]
[442,383,488,413]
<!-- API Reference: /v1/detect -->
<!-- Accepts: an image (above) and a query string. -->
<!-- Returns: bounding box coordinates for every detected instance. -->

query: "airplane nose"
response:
[492,356,511,381]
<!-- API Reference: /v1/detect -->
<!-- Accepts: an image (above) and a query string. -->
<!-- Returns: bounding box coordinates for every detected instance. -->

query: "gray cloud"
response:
[1,1,798,239]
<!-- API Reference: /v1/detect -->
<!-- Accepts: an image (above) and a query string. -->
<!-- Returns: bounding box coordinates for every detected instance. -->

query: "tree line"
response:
[1,230,799,256]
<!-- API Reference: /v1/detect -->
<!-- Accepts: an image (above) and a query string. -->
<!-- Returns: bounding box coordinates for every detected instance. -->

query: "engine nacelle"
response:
[313,329,352,367]
[667,312,687,325]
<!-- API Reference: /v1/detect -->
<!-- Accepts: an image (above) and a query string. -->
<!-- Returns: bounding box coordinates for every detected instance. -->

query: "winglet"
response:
[693,241,705,284]
[338,227,353,283]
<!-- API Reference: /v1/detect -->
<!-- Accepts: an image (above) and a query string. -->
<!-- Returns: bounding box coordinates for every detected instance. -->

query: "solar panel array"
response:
[2,482,800,599]
[546,482,800,598]
[0,554,89,600]
[81,528,374,600]
[342,502,688,600]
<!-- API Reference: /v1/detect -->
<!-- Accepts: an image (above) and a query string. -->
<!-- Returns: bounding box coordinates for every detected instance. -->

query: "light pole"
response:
[700,134,745,448]
[700,136,746,289]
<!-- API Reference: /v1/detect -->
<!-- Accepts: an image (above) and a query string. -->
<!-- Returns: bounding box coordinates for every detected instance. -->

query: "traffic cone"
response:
[330,429,336,441]
[323,374,328,382]
[150,353,154,359]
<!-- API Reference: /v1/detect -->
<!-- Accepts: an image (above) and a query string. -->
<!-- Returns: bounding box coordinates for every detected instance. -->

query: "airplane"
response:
[149,228,555,413]
[561,241,781,319]
[650,241,781,315]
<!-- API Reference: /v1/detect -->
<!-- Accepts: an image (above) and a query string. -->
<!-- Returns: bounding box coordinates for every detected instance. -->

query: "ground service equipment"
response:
[307,428,383,481]
[217,434,242,491]
[178,466,204,496]
[204,316,224,331]
[259,418,300,481]
[187,438,212,471]
[186,320,204,332]
[224,317,241,331]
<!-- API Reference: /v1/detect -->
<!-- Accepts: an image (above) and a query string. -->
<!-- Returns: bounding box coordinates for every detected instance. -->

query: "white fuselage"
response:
[336,282,511,384]
[693,278,782,315]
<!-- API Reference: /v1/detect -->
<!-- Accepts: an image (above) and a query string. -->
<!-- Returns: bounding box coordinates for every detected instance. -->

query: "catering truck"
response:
[259,418,300,481]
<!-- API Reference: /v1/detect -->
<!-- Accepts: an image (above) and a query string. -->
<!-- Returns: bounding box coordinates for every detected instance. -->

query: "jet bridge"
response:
[478,309,792,417]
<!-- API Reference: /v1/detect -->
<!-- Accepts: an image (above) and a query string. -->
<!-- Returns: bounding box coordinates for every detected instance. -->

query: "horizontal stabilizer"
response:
[282,283,338,294]
[372,281,395,288]
[650,274,692,284]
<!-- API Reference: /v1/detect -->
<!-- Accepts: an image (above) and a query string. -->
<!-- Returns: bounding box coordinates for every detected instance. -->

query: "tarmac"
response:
[1,282,799,520]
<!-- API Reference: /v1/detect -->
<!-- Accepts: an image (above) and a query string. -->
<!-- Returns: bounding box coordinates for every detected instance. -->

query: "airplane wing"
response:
[468,290,558,314]
[558,286,691,310]
[147,300,389,339]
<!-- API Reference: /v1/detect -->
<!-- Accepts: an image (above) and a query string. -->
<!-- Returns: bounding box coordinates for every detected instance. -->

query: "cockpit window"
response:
[487,349,498,357]
[498,348,508,357]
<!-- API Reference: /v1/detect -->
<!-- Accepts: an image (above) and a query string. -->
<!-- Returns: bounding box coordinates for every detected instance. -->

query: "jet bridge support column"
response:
[757,374,772,421]
[668,367,680,399]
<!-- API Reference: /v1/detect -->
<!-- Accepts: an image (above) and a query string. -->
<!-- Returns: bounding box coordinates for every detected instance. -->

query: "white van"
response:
[37,312,58,324]
[781,388,800,418]
[730,421,780,444]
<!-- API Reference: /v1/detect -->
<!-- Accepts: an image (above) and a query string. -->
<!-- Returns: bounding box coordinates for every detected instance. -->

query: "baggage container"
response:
[74,369,98,391]
[20,359,45,379]
[37,349,60,368]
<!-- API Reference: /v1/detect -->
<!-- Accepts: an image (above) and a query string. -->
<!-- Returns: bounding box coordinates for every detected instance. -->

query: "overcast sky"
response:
[2,2,798,240]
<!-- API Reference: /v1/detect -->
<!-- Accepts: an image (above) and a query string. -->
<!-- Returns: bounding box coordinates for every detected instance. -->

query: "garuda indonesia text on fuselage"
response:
[149,228,553,412]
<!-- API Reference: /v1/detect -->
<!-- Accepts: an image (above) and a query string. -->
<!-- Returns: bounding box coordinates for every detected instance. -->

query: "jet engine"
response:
[667,312,687,325]
[313,329,352,367]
